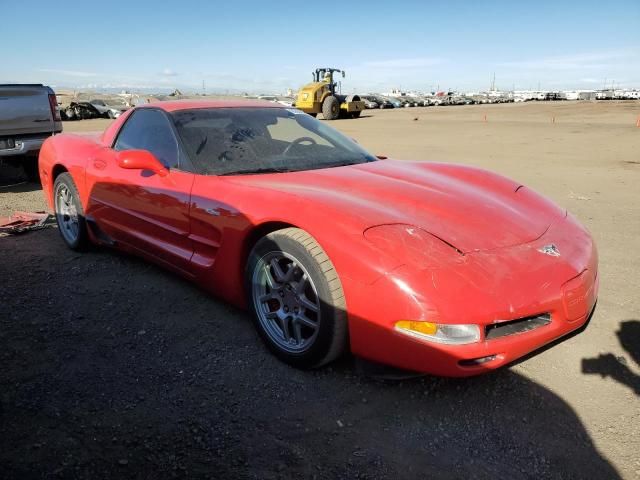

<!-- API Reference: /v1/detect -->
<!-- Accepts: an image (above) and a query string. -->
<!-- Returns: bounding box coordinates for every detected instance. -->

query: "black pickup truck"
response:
[0,84,62,180]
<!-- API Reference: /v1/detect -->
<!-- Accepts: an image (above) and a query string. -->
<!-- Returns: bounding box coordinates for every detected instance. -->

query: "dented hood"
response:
[230,160,565,253]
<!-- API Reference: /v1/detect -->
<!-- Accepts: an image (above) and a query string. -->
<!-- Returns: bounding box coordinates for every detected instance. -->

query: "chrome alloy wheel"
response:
[252,251,321,353]
[54,183,80,245]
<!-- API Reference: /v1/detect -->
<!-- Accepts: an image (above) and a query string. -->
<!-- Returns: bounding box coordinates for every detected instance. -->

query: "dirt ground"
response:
[1,101,639,479]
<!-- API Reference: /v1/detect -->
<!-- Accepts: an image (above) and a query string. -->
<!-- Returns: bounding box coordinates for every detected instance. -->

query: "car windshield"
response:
[171,107,376,175]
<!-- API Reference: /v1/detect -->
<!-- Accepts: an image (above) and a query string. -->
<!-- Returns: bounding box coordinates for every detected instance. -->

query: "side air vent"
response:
[485,313,551,340]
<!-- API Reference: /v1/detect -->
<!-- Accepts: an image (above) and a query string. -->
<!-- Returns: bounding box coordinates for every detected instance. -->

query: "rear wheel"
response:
[246,228,348,368]
[322,96,340,120]
[53,173,88,250]
[351,111,361,119]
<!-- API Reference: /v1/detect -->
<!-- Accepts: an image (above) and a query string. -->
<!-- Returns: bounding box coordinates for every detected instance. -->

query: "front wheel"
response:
[53,173,88,250]
[246,228,348,368]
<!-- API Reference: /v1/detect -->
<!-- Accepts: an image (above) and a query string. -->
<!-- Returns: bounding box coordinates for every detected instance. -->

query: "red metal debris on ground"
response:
[0,211,50,235]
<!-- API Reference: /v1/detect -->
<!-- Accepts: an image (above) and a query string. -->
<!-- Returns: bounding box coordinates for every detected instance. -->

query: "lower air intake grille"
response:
[485,313,551,340]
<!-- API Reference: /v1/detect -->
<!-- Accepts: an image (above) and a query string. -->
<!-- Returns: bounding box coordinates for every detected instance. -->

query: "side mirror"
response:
[116,150,168,177]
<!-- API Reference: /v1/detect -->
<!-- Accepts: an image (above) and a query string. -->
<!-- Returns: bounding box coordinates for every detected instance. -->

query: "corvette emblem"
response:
[538,244,561,257]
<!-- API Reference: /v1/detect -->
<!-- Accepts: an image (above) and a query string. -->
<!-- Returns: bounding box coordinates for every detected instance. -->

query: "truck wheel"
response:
[322,96,340,120]
[351,111,361,119]
[53,173,88,250]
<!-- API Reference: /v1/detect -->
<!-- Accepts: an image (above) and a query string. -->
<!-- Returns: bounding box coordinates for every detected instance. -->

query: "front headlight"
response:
[395,320,480,345]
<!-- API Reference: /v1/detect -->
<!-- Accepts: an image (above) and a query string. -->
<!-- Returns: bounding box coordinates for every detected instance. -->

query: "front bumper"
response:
[346,215,599,376]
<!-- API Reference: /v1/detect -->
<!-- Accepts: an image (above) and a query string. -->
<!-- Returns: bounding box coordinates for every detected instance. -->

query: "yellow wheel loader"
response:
[294,68,365,120]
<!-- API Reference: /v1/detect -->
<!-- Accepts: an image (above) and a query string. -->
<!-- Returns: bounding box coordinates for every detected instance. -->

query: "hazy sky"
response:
[2,0,639,93]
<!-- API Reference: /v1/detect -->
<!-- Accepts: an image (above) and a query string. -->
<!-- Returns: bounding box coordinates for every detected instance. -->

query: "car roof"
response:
[137,99,282,112]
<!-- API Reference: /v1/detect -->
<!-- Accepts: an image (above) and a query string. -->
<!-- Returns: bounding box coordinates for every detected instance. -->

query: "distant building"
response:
[564,90,597,100]
[596,89,615,100]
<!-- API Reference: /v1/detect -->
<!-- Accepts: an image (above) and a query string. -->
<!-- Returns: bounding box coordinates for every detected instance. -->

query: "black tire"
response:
[322,96,340,120]
[245,228,348,369]
[351,111,361,119]
[53,173,88,250]
[23,156,40,183]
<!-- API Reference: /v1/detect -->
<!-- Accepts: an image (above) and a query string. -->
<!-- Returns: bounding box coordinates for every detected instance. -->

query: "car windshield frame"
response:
[169,107,377,176]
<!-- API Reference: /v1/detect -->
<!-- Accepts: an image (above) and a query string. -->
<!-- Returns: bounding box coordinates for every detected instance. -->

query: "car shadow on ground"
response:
[0,160,40,188]
[0,181,43,194]
[582,319,640,396]
[0,229,622,479]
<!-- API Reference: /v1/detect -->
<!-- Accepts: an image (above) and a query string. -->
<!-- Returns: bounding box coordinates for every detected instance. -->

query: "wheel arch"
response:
[238,221,300,300]
[319,91,333,104]
[243,221,299,266]
[52,163,68,180]
[39,163,69,210]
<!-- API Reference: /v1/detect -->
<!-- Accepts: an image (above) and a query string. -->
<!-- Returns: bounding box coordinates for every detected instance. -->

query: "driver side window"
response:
[114,109,181,169]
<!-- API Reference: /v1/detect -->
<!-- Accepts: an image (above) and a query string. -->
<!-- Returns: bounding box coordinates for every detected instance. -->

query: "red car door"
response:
[85,108,195,275]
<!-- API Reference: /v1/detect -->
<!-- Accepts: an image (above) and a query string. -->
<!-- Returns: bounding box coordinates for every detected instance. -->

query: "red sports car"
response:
[39,100,598,376]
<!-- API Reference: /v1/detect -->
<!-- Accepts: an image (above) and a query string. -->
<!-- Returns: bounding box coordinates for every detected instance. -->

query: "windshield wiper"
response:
[217,160,366,176]
[218,166,291,176]
[305,160,363,170]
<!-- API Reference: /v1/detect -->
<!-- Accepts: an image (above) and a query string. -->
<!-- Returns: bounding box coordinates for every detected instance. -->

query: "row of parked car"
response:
[360,94,514,109]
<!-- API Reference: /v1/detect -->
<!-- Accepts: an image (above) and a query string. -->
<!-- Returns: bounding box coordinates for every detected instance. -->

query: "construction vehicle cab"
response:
[295,68,365,120]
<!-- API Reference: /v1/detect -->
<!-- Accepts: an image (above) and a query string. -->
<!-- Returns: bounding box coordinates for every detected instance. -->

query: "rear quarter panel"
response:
[39,133,103,210]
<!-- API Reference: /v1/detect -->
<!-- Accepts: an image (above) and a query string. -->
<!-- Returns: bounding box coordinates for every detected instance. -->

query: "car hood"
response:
[228,160,565,253]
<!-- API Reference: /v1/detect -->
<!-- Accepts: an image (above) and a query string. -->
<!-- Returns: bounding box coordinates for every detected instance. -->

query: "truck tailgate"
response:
[0,85,57,136]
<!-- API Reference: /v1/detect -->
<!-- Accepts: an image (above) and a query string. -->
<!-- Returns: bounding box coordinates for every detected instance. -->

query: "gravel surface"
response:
[1,103,638,479]
[0,229,622,479]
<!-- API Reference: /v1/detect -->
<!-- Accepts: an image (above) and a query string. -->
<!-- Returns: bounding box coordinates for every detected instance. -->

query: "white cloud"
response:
[38,68,98,77]
[161,68,179,77]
